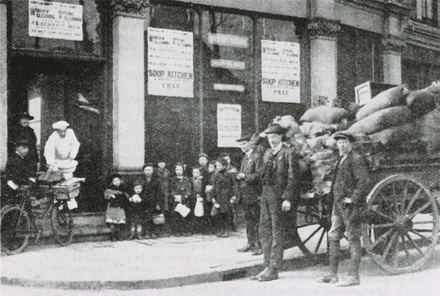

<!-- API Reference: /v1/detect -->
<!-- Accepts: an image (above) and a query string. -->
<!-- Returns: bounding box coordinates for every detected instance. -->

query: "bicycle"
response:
[1,183,76,255]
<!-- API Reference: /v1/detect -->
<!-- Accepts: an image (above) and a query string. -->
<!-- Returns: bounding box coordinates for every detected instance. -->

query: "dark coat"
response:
[104,184,129,209]
[141,177,164,212]
[260,144,300,202]
[9,125,39,166]
[238,149,263,204]
[331,149,371,219]
[5,152,36,186]
[212,170,239,213]
[156,168,171,211]
[169,176,193,208]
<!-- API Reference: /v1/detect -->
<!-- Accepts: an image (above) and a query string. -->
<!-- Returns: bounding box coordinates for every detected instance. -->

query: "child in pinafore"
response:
[104,174,128,240]
[128,180,145,239]
[169,162,193,236]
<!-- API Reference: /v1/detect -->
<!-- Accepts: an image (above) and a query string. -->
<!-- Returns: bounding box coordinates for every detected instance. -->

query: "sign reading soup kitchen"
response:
[29,0,83,41]
[147,28,194,98]
[261,40,300,103]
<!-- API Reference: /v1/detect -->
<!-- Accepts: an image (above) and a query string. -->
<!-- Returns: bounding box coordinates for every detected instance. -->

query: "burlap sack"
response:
[356,85,407,121]
[415,109,440,153]
[346,102,362,120]
[406,88,437,117]
[368,121,416,145]
[300,106,348,124]
[347,106,413,136]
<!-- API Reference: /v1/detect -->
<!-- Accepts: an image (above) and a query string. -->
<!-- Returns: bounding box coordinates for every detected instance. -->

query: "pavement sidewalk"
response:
[1,229,319,290]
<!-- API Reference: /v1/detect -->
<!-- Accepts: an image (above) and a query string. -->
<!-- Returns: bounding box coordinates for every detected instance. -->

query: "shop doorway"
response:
[8,57,106,212]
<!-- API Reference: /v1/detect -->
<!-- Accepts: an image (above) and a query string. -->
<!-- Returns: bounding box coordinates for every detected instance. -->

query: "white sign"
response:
[261,40,300,103]
[147,27,194,98]
[29,0,83,41]
[208,33,249,48]
[217,104,242,148]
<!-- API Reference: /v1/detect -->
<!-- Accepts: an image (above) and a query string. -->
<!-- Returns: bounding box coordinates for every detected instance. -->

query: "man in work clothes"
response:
[252,123,300,282]
[316,131,371,287]
[236,133,263,256]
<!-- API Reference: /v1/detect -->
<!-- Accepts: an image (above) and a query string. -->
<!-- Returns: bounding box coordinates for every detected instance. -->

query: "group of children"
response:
[104,153,240,241]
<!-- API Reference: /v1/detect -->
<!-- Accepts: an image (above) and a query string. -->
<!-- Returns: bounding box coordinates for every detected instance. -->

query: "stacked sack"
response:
[299,106,350,195]
[345,81,440,154]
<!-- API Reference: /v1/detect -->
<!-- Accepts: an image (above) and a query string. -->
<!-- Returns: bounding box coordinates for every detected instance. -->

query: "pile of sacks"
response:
[272,114,342,196]
[343,81,440,153]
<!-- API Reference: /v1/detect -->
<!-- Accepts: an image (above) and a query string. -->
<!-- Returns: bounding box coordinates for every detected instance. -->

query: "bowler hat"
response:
[264,123,285,135]
[15,139,30,148]
[333,131,355,142]
[236,133,253,142]
[18,112,34,120]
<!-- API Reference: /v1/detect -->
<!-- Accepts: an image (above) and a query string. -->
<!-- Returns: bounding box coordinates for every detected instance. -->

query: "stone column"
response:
[0,0,7,170]
[382,36,405,85]
[111,0,148,172]
[308,18,341,107]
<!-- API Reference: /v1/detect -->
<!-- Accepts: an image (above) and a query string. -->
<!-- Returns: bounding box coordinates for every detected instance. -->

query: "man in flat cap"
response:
[316,131,370,287]
[9,112,39,171]
[236,133,263,255]
[252,123,300,282]
[44,120,80,172]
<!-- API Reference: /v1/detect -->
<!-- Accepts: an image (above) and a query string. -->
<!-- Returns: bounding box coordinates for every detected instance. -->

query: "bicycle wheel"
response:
[1,205,31,255]
[50,201,73,246]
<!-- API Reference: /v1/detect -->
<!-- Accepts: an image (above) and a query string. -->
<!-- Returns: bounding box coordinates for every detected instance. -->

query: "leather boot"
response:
[237,243,253,252]
[258,268,279,282]
[252,242,263,256]
[250,267,269,281]
[337,240,361,287]
[316,240,340,283]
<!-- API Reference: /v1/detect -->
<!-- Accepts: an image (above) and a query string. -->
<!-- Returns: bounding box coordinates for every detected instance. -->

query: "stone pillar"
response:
[111,1,148,172]
[308,18,341,107]
[0,0,7,170]
[382,36,405,85]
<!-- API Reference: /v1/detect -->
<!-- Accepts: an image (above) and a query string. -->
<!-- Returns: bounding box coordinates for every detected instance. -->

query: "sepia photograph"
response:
[0,0,439,295]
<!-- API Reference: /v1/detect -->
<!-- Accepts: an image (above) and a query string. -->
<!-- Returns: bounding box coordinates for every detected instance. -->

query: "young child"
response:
[142,163,164,239]
[128,180,145,239]
[212,159,238,238]
[169,162,193,236]
[191,166,207,234]
[104,174,128,241]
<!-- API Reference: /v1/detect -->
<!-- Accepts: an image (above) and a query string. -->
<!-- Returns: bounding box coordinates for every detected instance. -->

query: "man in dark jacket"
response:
[252,123,300,282]
[316,131,370,287]
[236,133,263,255]
[9,112,39,171]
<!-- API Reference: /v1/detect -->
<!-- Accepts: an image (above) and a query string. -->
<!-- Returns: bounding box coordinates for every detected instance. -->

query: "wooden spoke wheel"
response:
[292,196,333,258]
[362,175,439,274]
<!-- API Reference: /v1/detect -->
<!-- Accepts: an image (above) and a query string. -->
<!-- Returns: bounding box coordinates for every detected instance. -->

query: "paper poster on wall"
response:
[261,40,300,103]
[29,0,83,41]
[217,104,242,148]
[147,27,194,98]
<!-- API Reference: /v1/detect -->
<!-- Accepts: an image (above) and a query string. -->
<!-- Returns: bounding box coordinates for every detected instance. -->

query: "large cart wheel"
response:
[293,196,333,257]
[51,201,74,246]
[1,205,31,255]
[362,174,439,274]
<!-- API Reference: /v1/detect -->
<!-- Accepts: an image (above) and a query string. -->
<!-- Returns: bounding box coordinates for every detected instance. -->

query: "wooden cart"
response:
[291,140,440,274]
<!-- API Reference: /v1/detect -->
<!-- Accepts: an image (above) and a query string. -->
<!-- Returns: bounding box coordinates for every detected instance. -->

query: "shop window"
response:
[9,0,109,56]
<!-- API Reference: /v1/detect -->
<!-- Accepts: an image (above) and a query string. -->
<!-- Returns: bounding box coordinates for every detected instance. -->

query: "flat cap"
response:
[52,120,70,130]
[15,139,30,148]
[198,153,209,159]
[18,112,34,120]
[333,131,355,142]
[263,123,285,135]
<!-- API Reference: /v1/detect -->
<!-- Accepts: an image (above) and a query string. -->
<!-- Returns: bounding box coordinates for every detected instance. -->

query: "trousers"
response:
[259,186,284,269]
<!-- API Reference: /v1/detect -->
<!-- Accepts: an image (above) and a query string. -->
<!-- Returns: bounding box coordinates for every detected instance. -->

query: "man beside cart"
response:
[251,123,300,282]
[316,131,371,287]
